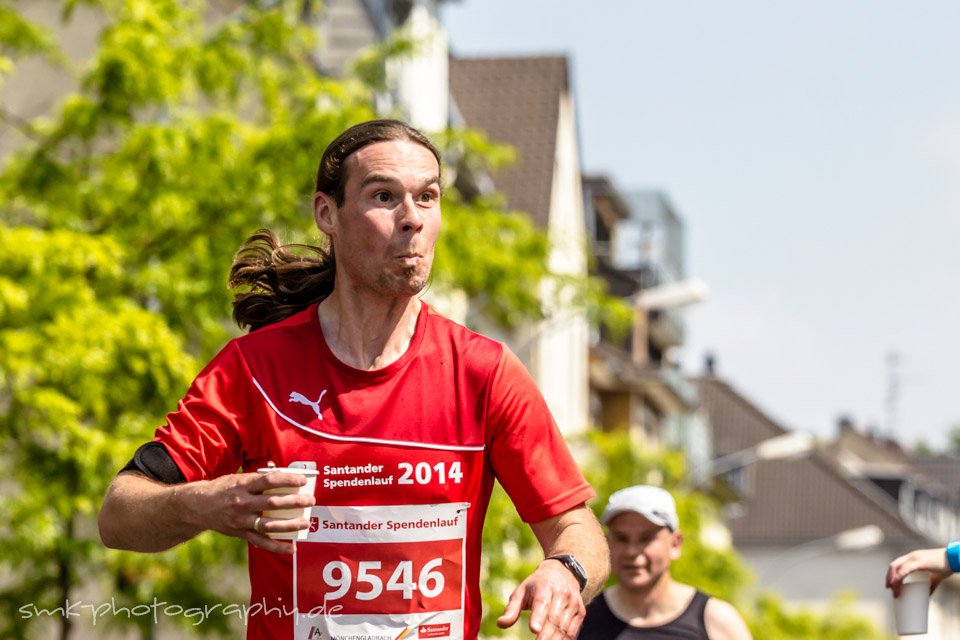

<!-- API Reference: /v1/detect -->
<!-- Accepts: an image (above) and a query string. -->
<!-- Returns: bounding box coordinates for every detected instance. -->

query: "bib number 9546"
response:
[323,559,445,600]
[297,506,466,616]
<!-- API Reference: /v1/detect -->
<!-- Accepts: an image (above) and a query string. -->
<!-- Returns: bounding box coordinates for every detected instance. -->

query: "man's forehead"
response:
[607,511,669,533]
[347,139,440,176]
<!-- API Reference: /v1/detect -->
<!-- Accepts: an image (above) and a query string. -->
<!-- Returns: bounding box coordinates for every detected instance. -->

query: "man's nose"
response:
[625,540,649,555]
[398,195,424,232]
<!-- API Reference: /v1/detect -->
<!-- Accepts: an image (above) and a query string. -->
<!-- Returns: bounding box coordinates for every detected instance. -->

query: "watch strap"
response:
[546,554,588,593]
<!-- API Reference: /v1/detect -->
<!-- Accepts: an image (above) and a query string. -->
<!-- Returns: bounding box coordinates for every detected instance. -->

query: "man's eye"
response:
[373,191,391,203]
[419,191,438,203]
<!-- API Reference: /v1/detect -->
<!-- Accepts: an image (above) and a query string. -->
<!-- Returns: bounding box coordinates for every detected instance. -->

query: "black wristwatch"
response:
[546,554,588,593]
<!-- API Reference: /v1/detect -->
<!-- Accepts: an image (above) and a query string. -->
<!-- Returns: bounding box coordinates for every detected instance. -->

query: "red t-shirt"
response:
[155,302,594,640]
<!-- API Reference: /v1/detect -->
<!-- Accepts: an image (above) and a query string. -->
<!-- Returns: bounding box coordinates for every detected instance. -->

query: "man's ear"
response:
[313,191,336,234]
[669,530,683,561]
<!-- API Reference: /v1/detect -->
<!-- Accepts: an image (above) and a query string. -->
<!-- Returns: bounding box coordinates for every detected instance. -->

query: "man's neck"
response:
[317,290,422,370]
[607,578,695,626]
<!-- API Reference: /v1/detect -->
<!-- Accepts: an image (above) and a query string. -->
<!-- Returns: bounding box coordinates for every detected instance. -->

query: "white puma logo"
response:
[289,390,327,420]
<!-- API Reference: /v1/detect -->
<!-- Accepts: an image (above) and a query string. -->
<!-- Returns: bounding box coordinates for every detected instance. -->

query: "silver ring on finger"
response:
[253,516,263,533]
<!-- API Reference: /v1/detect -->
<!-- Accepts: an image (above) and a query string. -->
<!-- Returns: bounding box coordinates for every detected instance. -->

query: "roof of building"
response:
[911,453,960,502]
[825,423,956,505]
[448,55,569,229]
[697,376,928,547]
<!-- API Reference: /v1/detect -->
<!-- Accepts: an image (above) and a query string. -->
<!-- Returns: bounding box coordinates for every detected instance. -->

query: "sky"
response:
[440,1,960,450]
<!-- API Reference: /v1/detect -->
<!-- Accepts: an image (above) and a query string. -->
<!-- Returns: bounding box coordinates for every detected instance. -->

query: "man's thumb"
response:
[496,591,523,629]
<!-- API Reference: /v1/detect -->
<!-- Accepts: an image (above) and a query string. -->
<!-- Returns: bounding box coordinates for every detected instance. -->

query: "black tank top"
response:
[578,590,711,640]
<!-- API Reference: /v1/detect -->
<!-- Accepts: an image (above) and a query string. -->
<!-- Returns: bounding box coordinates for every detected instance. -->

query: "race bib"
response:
[293,503,469,640]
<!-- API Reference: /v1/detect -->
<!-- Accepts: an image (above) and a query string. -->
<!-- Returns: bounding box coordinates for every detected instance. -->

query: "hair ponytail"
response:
[229,228,334,331]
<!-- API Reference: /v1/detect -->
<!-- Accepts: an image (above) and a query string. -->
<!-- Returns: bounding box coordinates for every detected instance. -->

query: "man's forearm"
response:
[98,472,205,552]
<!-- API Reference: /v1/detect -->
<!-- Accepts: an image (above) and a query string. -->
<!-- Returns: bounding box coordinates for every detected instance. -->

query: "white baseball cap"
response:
[600,485,679,531]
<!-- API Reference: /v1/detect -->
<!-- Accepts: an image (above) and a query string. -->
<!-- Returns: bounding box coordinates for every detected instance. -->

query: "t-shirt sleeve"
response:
[485,346,595,523]
[152,340,262,482]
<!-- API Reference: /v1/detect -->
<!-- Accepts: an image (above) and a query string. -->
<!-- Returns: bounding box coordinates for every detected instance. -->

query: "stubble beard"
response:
[378,264,431,297]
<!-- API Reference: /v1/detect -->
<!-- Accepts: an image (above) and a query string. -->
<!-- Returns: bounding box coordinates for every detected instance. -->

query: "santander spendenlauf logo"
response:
[288,390,327,420]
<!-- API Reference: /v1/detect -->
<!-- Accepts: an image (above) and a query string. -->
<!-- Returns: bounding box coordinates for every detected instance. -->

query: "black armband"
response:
[119,442,186,484]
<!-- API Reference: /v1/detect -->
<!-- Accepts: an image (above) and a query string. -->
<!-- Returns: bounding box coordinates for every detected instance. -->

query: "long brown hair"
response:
[229,119,442,331]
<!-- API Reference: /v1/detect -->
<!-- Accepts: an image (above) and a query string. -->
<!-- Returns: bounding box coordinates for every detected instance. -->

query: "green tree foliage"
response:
[0,1,626,637]
[750,592,890,640]
[434,189,550,327]
[0,226,243,640]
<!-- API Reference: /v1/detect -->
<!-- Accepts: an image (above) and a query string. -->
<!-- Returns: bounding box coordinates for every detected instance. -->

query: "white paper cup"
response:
[893,570,931,636]
[257,463,318,540]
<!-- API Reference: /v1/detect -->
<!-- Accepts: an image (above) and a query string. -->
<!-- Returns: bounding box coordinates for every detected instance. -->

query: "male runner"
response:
[99,119,608,639]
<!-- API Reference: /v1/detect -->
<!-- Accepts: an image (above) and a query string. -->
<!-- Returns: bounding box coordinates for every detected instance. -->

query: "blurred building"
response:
[698,374,960,636]
[314,0,452,131]
[583,177,710,475]
[830,418,960,544]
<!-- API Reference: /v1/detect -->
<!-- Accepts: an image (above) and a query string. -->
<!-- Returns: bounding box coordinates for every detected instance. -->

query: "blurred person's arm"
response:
[496,505,609,639]
[887,546,954,597]
[705,597,753,640]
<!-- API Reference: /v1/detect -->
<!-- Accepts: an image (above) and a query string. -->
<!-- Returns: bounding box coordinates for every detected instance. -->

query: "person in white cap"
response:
[578,485,752,639]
